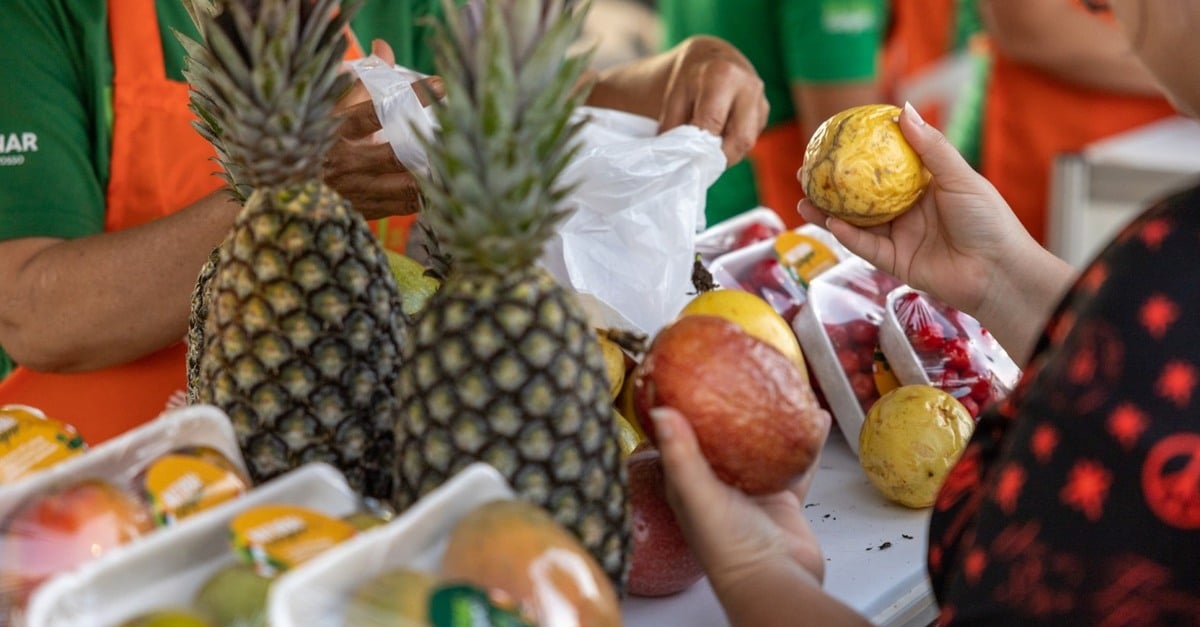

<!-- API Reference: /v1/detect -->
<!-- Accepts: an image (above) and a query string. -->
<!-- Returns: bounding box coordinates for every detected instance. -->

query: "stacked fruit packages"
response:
[702,209,851,324]
[0,405,250,625]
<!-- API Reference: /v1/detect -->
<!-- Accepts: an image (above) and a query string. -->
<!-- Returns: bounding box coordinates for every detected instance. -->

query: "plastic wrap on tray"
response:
[0,405,250,626]
[880,286,1022,418]
[269,463,516,627]
[793,257,904,455]
[707,224,851,323]
[694,207,785,265]
[23,463,366,627]
[271,464,625,627]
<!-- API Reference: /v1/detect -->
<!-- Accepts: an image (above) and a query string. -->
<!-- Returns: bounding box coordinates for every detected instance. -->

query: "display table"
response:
[1050,116,1200,267]
[623,430,938,627]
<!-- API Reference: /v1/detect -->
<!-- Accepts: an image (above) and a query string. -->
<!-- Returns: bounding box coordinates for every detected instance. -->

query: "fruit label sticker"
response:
[774,232,839,288]
[872,347,901,399]
[0,409,86,483]
[230,505,357,577]
[142,454,248,526]
[428,584,533,627]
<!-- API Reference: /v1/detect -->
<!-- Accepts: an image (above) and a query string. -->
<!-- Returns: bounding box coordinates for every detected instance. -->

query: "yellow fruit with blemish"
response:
[597,333,627,401]
[858,385,974,508]
[800,104,929,227]
[679,289,807,381]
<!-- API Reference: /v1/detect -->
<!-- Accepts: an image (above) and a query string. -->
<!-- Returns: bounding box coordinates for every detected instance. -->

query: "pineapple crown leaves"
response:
[415,0,595,275]
[178,0,361,191]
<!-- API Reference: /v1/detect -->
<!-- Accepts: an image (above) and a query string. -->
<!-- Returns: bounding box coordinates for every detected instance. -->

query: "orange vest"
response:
[0,2,387,445]
[981,8,1175,244]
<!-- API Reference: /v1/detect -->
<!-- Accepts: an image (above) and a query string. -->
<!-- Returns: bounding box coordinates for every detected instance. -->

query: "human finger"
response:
[413,76,446,107]
[898,102,975,187]
[334,172,424,219]
[651,407,731,518]
[371,38,396,66]
[336,100,382,139]
[719,90,766,166]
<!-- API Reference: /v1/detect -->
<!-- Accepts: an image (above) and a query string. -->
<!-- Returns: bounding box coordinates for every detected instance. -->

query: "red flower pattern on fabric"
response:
[1139,293,1179,339]
[1106,403,1148,450]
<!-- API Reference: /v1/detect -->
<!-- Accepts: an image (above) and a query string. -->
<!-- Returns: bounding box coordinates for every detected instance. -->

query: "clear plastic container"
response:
[708,224,850,323]
[694,207,785,264]
[793,258,904,455]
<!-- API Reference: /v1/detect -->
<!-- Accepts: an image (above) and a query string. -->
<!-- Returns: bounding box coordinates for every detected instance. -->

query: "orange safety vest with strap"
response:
[0,2,396,445]
[980,4,1175,244]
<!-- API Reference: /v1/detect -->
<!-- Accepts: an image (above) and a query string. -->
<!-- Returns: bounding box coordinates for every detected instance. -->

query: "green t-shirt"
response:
[659,0,887,224]
[0,0,445,381]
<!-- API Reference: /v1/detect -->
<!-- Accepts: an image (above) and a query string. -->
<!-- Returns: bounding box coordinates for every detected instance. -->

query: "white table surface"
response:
[1083,116,1200,173]
[622,430,937,627]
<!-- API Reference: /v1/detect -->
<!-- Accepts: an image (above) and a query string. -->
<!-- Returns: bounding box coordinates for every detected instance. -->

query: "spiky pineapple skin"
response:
[395,266,630,589]
[186,248,220,404]
[195,182,405,500]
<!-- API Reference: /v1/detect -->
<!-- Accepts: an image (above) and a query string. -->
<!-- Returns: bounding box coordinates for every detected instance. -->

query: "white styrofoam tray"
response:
[25,463,359,627]
[270,463,515,627]
[0,404,247,517]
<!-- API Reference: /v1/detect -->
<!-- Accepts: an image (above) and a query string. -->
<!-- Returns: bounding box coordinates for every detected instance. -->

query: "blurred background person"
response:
[978,0,1175,243]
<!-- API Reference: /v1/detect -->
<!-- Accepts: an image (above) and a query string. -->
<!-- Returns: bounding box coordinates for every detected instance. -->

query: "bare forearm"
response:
[974,244,1076,366]
[0,191,241,372]
[584,41,680,117]
[982,0,1161,94]
[711,560,869,627]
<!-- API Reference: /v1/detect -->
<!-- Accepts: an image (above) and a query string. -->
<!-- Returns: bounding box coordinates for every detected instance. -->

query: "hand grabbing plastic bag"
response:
[349,58,726,336]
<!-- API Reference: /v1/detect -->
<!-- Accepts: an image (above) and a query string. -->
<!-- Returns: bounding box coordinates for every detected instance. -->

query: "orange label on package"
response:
[143,454,248,526]
[230,505,357,577]
[872,347,901,397]
[774,232,839,288]
[0,409,86,484]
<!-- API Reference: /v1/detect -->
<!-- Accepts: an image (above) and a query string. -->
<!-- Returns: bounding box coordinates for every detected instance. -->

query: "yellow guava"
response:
[800,104,929,227]
[858,384,974,508]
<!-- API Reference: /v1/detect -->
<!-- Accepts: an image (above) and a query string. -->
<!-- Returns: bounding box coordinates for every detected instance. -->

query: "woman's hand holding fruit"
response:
[798,103,1076,364]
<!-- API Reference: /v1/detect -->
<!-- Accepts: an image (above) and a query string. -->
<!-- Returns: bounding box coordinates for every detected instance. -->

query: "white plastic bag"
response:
[350,57,727,336]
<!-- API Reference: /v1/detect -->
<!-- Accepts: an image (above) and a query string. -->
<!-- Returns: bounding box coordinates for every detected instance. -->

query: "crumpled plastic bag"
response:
[349,57,726,336]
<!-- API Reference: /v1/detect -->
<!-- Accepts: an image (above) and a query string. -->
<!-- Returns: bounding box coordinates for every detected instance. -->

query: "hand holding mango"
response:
[800,104,930,227]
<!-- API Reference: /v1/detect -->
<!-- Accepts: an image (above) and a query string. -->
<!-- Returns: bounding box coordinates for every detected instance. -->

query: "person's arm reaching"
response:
[584,35,769,167]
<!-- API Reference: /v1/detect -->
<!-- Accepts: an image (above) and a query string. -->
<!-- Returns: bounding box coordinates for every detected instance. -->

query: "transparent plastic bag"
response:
[350,57,727,336]
[880,287,1021,418]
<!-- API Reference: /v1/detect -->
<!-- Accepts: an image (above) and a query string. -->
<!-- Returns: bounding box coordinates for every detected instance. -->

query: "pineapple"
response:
[394,0,630,588]
[180,0,407,500]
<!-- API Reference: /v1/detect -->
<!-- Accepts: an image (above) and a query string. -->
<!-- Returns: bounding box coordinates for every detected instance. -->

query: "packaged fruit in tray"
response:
[793,257,904,455]
[0,405,87,486]
[694,207,785,264]
[880,287,1021,419]
[708,224,850,323]
[0,406,250,625]
[22,463,369,627]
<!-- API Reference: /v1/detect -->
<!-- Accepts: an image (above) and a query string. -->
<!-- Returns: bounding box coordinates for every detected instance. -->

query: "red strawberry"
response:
[732,222,782,250]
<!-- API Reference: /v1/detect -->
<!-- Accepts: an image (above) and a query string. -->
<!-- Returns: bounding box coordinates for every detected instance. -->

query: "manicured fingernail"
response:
[649,408,674,440]
[903,101,926,126]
